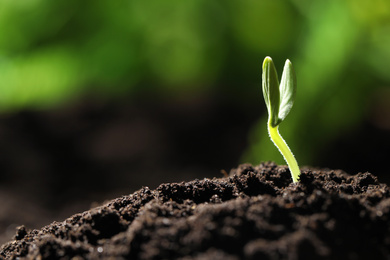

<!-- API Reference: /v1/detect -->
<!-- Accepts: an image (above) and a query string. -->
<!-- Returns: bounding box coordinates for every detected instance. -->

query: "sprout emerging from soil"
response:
[262,56,300,182]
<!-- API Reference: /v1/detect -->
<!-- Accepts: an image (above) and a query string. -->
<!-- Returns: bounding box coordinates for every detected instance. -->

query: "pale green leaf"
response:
[278,59,297,122]
[262,56,280,127]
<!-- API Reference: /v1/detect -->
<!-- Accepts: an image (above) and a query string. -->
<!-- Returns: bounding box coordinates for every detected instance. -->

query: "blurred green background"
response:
[1,0,390,244]
[1,1,390,181]
[1,0,390,170]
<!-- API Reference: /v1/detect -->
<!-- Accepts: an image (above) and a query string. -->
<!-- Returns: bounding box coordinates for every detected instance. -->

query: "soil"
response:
[0,97,258,245]
[1,162,389,260]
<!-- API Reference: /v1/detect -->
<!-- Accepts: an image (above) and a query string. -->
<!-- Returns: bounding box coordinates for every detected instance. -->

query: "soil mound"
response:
[1,162,389,259]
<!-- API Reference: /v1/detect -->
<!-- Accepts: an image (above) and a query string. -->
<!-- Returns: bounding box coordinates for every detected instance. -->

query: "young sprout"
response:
[262,56,300,183]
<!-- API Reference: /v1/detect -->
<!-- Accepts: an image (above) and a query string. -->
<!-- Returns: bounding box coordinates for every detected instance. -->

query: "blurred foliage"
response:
[0,0,390,166]
[0,0,298,108]
[245,0,390,166]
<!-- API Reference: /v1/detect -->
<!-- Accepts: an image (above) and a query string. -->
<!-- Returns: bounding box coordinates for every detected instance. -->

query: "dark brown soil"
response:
[0,97,258,245]
[1,162,390,260]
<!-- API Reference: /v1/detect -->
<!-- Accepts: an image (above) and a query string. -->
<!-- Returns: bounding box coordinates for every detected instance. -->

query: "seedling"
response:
[262,56,300,182]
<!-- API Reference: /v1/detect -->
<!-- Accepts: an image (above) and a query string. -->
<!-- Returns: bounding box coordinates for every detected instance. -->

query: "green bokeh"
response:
[1,0,390,166]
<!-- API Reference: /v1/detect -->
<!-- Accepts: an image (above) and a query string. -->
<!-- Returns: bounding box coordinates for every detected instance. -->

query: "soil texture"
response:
[1,162,390,259]
[0,98,257,244]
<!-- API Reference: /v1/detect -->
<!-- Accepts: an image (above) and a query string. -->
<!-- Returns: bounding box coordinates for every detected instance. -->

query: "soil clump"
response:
[1,162,389,259]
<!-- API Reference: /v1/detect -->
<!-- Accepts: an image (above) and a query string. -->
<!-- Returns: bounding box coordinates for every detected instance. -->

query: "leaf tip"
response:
[263,56,273,67]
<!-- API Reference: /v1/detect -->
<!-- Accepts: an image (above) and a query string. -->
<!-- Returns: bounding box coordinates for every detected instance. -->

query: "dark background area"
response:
[1,0,390,244]
[0,95,261,244]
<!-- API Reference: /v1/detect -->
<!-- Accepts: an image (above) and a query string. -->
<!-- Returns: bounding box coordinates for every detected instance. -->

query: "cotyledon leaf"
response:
[278,59,297,124]
[262,57,280,127]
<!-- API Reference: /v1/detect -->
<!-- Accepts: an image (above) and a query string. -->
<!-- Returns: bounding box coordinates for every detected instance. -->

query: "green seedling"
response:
[262,56,300,183]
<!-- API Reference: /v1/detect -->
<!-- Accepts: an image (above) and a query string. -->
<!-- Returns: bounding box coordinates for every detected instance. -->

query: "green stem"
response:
[267,122,300,183]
